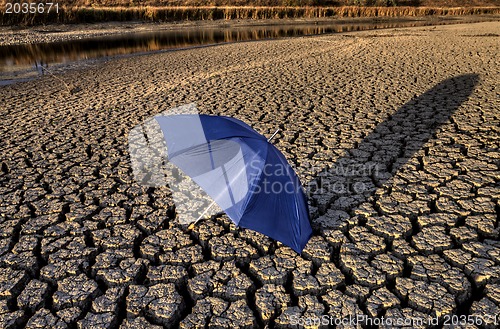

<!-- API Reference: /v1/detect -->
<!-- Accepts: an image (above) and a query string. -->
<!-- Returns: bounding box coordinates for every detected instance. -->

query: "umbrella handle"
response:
[187,203,222,231]
[188,199,217,231]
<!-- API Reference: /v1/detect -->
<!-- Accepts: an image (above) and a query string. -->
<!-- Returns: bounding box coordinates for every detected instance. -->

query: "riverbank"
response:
[1,14,498,46]
[1,5,499,26]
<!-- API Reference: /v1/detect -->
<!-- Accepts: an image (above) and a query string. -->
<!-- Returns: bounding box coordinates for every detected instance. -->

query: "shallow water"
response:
[0,18,481,85]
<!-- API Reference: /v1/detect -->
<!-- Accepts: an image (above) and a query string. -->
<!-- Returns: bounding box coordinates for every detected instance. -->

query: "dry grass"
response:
[1,5,499,25]
[2,0,498,7]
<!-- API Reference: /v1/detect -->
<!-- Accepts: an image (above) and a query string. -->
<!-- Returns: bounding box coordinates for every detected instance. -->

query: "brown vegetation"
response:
[2,5,499,26]
[0,1,498,25]
[2,0,497,7]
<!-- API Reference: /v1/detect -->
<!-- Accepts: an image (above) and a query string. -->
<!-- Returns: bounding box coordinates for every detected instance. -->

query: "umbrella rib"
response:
[221,164,237,207]
[191,147,253,226]
[167,134,263,161]
[188,129,280,230]
[207,140,215,170]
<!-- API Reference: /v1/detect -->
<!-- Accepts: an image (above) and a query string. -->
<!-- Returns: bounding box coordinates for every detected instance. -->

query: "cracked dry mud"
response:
[0,21,499,328]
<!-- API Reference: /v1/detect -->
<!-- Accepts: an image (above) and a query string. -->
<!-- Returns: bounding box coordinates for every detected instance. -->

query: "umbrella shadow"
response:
[307,74,480,230]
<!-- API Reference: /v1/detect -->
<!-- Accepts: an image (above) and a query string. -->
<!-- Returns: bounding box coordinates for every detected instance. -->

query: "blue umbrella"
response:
[155,114,312,253]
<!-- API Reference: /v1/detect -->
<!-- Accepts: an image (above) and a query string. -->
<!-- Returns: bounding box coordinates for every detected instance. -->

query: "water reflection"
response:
[0,20,457,84]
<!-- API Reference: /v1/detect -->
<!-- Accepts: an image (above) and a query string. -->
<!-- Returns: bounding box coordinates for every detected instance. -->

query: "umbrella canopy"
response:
[155,114,312,253]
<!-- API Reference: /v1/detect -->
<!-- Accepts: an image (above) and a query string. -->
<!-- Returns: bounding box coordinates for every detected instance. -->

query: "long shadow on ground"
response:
[308,74,479,229]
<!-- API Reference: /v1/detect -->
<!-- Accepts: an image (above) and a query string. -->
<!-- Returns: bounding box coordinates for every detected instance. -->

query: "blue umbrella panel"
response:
[155,114,312,253]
